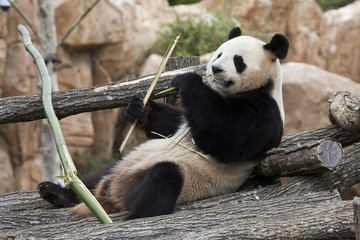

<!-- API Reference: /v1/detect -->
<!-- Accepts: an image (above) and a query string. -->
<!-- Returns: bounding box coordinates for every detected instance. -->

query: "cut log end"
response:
[329,91,360,133]
[317,140,343,170]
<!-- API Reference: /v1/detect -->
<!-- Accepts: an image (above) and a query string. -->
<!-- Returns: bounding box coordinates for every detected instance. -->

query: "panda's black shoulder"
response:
[185,79,283,164]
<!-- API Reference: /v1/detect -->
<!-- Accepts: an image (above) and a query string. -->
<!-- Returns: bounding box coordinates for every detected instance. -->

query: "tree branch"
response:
[9,0,39,39]
[0,64,207,124]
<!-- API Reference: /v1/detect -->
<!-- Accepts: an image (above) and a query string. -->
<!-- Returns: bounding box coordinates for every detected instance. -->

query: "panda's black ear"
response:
[228,27,242,40]
[263,34,289,60]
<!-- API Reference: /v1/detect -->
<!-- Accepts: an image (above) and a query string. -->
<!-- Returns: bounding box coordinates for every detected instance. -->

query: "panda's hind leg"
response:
[124,161,184,220]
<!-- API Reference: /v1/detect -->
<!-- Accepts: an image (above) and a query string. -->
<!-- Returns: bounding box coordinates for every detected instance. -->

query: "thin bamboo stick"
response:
[119,35,180,154]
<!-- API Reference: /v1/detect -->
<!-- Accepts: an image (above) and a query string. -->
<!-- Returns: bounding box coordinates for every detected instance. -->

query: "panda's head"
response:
[206,27,289,97]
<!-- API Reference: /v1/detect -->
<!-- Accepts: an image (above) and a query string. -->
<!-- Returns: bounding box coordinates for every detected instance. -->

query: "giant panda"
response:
[38,27,289,220]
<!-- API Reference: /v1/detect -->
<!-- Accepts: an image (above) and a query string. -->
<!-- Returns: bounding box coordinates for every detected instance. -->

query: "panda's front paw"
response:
[171,72,203,89]
[38,181,79,208]
[125,92,146,123]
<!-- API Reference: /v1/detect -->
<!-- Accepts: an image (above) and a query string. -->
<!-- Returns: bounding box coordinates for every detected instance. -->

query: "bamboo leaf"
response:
[151,131,207,159]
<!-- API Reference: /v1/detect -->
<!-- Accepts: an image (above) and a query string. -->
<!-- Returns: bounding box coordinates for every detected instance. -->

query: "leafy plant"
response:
[168,0,201,6]
[315,0,354,11]
[156,12,238,56]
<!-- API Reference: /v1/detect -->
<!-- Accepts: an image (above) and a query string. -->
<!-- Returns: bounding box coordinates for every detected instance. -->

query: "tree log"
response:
[2,191,354,239]
[164,56,200,105]
[280,124,360,149]
[165,56,200,71]
[354,197,360,240]
[0,185,277,231]
[264,144,360,199]
[329,91,360,133]
[255,139,343,177]
[0,64,207,124]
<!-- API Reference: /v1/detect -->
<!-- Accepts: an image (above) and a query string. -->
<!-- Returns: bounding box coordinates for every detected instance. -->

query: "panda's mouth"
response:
[213,78,233,87]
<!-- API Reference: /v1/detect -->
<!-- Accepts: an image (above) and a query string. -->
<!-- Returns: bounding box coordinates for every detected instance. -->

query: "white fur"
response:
[111,123,257,204]
[206,35,285,123]
[73,33,285,217]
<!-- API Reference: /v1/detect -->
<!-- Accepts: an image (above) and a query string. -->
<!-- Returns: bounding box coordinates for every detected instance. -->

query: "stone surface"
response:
[175,0,360,83]
[282,62,360,135]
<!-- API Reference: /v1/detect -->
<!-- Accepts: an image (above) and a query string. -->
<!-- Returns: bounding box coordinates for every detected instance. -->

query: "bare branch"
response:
[57,0,101,48]
[9,0,39,39]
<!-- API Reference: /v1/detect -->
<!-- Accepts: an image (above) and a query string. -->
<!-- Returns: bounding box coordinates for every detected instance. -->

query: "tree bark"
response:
[329,91,360,133]
[264,144,360,199]
[1,190,354,240]
[38,0,61,181]
[280,124,360,149]
[354,197,360,240]
[255,139,343,177]
[0,65,207,124]
[164,56,200,105]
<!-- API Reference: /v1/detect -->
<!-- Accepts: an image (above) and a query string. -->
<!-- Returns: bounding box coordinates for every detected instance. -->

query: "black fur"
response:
[38,162,116,208]
[228,26,242,40]
[171,72,283,164]
[263,34,289,60]
[125,92,183,139]
[233,55,247,73]
[37,27,285,220]
[123,161,183,220]
[38,181,80,208]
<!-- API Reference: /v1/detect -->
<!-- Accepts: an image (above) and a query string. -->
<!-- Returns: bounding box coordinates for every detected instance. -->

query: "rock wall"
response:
[0,0,360,192]
[176,0,360,83]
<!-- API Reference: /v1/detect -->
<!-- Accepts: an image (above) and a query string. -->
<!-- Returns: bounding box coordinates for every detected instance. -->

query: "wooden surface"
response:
[329,91,360,133]
[256,139,343,176]
[264,144,360,199]
[0,64,207,124]
[354,197,360,240]
[0,188,354,239]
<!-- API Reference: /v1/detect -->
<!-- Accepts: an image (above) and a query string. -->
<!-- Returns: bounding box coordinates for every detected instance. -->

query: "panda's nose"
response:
[212,66,223,74]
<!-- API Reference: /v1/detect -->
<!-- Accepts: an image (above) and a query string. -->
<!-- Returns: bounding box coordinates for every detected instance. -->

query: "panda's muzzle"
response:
[211,66,233,87]
[213,78,233,87]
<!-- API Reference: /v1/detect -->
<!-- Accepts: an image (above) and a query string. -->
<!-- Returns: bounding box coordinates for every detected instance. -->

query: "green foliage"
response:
[76,151,117,179]
[315,0,354,11]
[168,0,201,6]
[156,13,238,56]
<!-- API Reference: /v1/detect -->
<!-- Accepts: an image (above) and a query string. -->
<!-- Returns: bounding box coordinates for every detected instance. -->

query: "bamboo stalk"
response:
[17,24,112,224]
[119,35,180,154]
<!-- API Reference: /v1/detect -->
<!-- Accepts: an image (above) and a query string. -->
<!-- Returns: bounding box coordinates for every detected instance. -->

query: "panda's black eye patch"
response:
[213,53,222,63]
[234,55,247,73]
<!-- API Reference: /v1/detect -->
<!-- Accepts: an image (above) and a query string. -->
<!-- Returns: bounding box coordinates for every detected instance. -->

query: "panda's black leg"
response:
[124,161,184,220]
[38,181,80,208]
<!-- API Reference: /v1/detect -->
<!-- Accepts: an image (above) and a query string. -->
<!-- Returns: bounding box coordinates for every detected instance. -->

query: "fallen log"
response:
[0,185,277,231]
[263,144,360,199]
[0,64,207,124]
[329,91,360,133]
[354,197,360,240]
[280,124,360,149]
[2,191,353,239]
[255,139,343,177]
